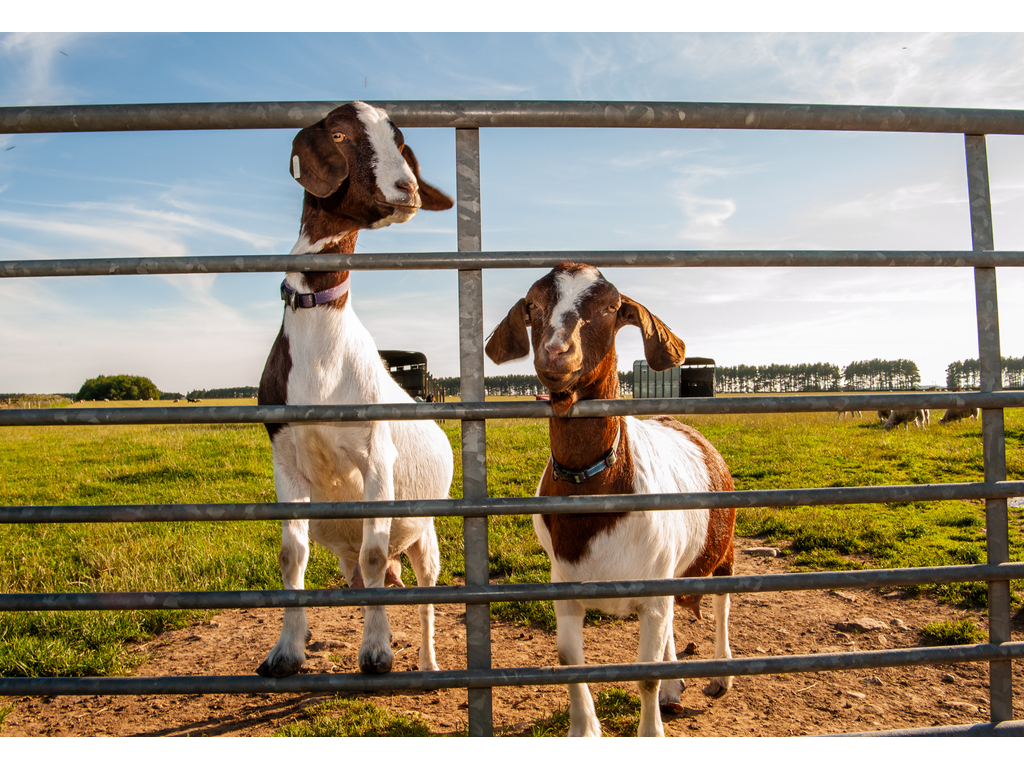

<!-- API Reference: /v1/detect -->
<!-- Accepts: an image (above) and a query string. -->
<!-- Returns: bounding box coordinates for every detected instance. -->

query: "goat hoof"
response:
[702,679,730,699]
[305,629,313,644]
[359,649,394,675]
[660,701,686,715]
[256,656,304,678]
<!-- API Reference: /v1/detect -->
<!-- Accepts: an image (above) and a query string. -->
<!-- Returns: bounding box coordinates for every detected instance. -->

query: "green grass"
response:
[272,697,433,737]
[1,400,1022,678]
[920,618,986,645]
[531,687,641,736]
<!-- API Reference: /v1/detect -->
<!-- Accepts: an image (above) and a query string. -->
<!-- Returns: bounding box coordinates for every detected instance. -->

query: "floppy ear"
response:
[290,120,350,198]
[485,298,532,365]
[616,295,686,371]
[402,145,454,211]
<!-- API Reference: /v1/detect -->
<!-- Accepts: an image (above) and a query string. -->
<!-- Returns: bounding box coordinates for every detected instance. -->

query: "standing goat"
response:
[485,263,736,737]
[256,102,454,678]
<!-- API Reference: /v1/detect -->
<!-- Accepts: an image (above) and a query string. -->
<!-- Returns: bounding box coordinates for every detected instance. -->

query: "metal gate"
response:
[1,100,1024,737]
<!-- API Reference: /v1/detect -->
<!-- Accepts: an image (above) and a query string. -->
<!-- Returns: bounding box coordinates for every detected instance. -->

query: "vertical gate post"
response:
[965,134,1013,723]
[456,126,493,735]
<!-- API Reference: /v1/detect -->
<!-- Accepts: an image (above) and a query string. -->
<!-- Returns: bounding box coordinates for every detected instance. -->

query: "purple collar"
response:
[280,275,351,310]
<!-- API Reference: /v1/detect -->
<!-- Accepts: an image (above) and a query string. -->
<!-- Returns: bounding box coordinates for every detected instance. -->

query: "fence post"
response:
[965,133,1013,723]
[456,126,493,735]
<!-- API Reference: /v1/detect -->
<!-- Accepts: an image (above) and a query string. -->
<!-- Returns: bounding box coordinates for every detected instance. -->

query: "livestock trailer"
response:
[380,350,445,402]
[633,357,716,398]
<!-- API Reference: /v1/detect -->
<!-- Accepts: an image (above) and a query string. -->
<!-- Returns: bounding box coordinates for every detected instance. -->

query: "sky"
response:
[2,15,1024,395]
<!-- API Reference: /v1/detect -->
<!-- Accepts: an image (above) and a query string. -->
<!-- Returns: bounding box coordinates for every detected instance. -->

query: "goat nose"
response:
[545,337,571,358]
[395,180,417,197]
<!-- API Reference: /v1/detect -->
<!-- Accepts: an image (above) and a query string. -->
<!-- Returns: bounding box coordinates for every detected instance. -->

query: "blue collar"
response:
[280,275,351,310]
[550,422,621,485]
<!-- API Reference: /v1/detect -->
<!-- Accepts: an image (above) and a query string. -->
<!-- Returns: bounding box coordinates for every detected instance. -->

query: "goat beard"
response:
[549,390,578,417]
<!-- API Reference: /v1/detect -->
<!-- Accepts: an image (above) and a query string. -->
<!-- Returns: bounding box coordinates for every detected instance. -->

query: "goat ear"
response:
[402,145,454,211]
[290,121,350,198]
[617,295,686,371]
[485,298,532,365]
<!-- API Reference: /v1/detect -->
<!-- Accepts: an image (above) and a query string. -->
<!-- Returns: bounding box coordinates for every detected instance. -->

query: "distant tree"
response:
[77,374,160,401]
[842,359,920,391]
[946,356,1022,390]
[715,362,841,393]
[186,386,258,399]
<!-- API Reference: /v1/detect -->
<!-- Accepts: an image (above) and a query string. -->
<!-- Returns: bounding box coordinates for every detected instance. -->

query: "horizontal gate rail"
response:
[4,481,1024,524]
[4,250,1024,278]
[4,563,1024,612]
[2,97,1022,736]
[5,100,1024,135]
[2,391,1023,427]
[2,642,1022,699]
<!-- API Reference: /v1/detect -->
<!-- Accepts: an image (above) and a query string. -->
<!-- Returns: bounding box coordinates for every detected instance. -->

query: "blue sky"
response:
[2,22,1024,394]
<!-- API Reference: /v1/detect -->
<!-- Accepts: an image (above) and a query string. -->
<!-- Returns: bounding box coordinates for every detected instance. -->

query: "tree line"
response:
[436,372,634,398]
[946,356,1024,390]
[716,359,921,393]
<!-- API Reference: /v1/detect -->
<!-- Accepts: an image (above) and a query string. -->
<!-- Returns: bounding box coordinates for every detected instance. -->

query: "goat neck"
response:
[547,351,627,485]
[290,223,359,309]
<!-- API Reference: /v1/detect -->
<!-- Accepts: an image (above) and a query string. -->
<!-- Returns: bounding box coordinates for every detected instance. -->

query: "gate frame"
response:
[1,100,1023,736]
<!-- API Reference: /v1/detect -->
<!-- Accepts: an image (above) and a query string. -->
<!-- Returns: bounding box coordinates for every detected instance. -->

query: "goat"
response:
[883,408,928,430]
[256,102,454,678]
[485,262,736,737]
[837,410,862,418]
[940,406,979,424]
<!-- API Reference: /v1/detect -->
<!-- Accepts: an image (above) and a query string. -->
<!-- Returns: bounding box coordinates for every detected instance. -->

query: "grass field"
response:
[0,398,1021,677]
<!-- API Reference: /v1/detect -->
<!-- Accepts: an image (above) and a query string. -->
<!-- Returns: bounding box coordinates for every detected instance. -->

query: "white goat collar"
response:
[550,421,621,485]
[280,275,351,310]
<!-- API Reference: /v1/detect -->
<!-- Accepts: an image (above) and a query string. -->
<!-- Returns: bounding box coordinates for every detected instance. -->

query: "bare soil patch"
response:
[3,538,1021,737]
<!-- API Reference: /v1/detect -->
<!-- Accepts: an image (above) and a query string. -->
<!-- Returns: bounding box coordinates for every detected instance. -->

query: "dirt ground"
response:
[2,537,1022,738]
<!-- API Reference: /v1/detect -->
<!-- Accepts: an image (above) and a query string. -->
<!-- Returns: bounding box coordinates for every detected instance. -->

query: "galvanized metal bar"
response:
[5,100,1024,135]
[455,126,492,736]
[5,480,1024,525]
[4,390,1022,428]
[5,250,1024,278]
[6,563,1024,613]
[966,133,1014,723]
[844,720,1024,737]
[1,642,1021,699]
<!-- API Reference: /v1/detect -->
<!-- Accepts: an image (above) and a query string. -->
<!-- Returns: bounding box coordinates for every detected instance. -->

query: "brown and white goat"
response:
[486,263,736,737]
[256,102,454,678]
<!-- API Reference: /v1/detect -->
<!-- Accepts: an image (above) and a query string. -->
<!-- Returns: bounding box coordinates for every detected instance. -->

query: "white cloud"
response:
[674,194,738,243]
[0,33,83,106]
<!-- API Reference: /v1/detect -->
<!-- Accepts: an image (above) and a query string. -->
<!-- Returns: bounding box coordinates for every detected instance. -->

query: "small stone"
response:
[835,617,888,633]
[876,634,890,647]
[883,590,910,599]
[890,618,908,630]
[682,642,698,655]
[742,547,779,557]
[864,676,884,686]
[942,674,957,683]
[845,691,866,699]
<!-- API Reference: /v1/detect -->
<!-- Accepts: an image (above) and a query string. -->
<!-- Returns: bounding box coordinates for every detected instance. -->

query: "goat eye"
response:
[332,133,346,143]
